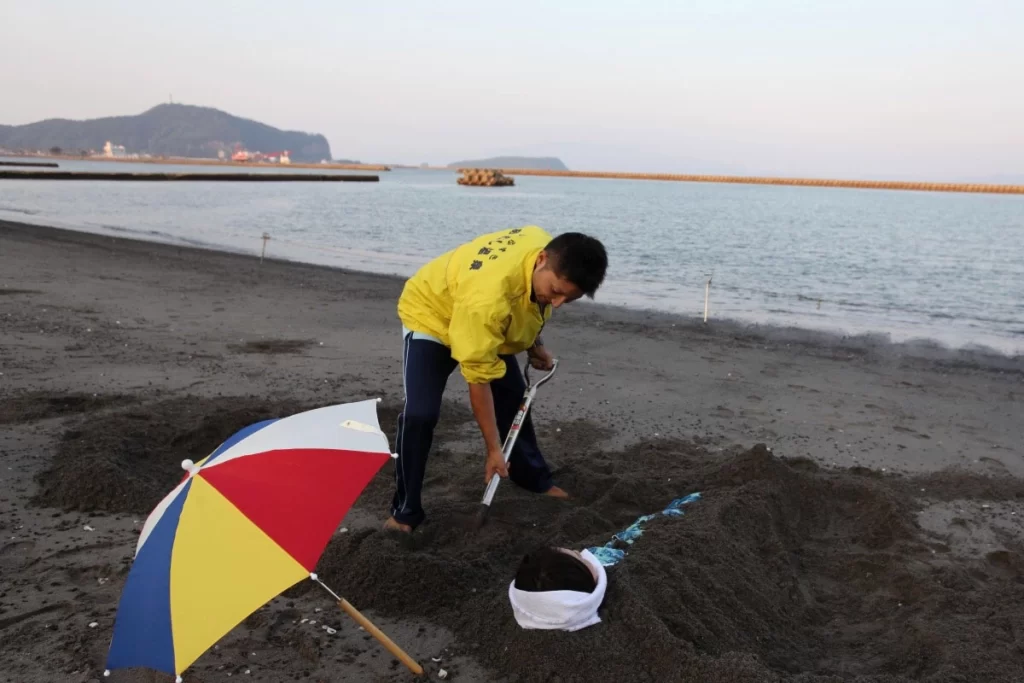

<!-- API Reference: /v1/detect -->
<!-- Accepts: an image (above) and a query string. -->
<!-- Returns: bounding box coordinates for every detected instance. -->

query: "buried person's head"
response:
[508,546,608,632]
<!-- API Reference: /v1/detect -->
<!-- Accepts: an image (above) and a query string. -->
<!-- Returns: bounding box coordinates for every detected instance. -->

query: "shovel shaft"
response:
[480,388,536,506]
[479,360,558,510]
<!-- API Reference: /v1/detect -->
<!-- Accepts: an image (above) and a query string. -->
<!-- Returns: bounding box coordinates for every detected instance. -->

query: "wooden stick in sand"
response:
[312,575,424,675]
[336,598,424,675]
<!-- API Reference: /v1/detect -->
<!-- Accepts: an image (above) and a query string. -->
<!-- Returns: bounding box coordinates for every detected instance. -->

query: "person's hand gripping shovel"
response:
[473,359,559,530]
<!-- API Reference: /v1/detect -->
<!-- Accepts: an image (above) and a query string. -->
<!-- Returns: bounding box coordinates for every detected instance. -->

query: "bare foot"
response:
[544,485,570,499]
[382,517,412,533]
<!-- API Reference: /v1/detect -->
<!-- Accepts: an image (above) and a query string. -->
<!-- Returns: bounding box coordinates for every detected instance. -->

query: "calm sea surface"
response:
[2,158,1022,354]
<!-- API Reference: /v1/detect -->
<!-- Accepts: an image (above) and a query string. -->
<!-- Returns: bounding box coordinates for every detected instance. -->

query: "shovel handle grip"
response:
[525,358,558,389]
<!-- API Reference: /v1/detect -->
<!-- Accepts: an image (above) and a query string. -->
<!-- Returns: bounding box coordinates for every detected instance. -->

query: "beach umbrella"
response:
[102,399,423,681]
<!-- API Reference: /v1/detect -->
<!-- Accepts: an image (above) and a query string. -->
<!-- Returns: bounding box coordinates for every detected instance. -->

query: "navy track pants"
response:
[389,333,552,528]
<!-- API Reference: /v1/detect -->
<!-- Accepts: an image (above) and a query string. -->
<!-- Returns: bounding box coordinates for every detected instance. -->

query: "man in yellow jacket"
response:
[387,226,608,531]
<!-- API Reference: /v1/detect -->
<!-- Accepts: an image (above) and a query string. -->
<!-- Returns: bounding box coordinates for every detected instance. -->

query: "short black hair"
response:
[544,233,607,298]
[513,546,597,593]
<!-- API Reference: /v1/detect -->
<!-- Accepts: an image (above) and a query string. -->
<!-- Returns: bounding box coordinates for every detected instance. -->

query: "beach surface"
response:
[1,220,1022,682]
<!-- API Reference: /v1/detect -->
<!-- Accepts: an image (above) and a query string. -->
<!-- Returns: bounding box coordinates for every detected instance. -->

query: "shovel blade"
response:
[470,502,492,531]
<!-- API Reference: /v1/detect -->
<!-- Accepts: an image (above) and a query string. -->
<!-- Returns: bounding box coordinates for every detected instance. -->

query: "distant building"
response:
[232,147,290,164]
[103,141,128,158]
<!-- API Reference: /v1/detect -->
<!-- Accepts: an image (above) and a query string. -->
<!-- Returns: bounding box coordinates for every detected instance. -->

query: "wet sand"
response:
[1,220,1022,682]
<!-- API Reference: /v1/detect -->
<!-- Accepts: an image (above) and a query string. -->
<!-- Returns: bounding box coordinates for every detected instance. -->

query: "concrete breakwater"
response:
[0,171,379,182]
[497,168,1024,195]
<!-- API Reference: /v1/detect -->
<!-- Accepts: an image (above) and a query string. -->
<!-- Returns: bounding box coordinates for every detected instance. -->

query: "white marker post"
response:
[703,275,713,324]
[260,232,271,264]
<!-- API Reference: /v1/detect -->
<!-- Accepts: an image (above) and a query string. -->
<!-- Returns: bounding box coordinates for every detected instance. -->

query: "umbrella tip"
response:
[103,671,110,678]
[181,459,194,471]
[310,572,318,581]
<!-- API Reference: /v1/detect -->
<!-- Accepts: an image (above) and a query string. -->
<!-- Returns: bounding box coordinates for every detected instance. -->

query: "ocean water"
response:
[2,158,1022,354]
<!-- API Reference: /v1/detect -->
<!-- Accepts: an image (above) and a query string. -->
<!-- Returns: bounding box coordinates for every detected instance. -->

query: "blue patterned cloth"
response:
[587,546,626,566]
[586,492,701,566]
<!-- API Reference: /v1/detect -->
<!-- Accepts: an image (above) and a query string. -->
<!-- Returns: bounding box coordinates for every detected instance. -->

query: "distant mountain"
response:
[447,156,568,171]
[0,104,331,162]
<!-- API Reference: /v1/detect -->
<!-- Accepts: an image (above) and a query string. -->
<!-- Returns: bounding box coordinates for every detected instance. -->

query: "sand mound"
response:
[320,441,1024,682]
[32,396,472,516]
[33,396,317,513]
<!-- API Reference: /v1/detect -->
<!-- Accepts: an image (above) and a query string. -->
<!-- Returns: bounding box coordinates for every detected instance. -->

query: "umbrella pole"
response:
[311,575,424,675]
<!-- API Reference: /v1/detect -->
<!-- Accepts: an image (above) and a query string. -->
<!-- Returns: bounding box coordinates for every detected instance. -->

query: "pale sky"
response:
[2,1,1022,180]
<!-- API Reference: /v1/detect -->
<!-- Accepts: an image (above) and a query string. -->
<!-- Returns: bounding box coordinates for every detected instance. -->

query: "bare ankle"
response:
[383,517,412,533]
[544,485,570,499]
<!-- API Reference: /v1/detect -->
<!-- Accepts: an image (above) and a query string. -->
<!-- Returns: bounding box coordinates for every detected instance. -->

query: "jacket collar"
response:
[523,247,547,314]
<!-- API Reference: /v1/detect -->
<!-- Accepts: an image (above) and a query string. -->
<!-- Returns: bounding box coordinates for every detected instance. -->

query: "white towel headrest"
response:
[508,549,607,631]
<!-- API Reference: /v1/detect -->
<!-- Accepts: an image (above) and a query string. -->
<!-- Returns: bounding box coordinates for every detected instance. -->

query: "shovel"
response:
[473,359,558,529]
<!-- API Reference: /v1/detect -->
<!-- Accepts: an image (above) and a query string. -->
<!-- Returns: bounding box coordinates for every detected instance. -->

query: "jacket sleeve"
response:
[449,299,510,384]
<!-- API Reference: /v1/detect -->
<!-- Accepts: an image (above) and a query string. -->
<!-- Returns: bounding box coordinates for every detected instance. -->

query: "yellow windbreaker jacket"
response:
[397,225,553,384]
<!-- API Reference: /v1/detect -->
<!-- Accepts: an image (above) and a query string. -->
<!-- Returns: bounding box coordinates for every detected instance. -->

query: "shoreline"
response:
[3,217,1021,465]
[2,217,1020,364]
[2,218,1022,681]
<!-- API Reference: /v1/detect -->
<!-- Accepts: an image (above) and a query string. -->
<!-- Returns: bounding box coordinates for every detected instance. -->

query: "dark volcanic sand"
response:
[14,396,1024,683]
[2,220,1023,682]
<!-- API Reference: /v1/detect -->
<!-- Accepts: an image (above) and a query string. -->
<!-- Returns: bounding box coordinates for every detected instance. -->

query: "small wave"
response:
[833,300,872,310]
[90,223,137,235]
[89,223,178,242]
[85,222,222,252]
[0,205,40,216]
